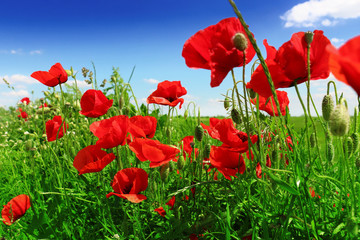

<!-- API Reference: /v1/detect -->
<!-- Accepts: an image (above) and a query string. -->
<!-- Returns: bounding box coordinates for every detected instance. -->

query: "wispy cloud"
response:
[66,80,91,88]
[1,90,29,97]
[281,0,360,28]
[144,78,160,84]
[1,74,37,85]
[29,50,43,55]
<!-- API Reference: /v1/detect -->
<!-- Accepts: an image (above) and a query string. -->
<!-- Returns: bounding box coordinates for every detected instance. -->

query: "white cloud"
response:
[1,74,37,85]
[281,0,360,28]
[66,80,91,88]
[29,50,42,55]
[1,90,29,97]
[144,78,160,84]
[10,49,23,55]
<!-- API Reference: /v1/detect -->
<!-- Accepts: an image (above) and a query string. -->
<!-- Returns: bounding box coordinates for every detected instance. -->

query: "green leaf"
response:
[265,170,299,195]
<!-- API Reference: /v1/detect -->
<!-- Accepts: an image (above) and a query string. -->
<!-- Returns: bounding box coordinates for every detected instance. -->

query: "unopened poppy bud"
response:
[310,132,316,148]
[55,93,60,100]
[248,88,256,99]
[232,33,248,51]
[119,96,124,110]
[25,139,33,151]
[327,142,334,162]
[204,143,211,158]
[231,108,241,124]
[304,31,314,45]
[195,125,204,142]
[344,136,353,157]
[177,155,185,170]
[43,91,50,97]
[184,109,188,119]
[65,69,72,77]
[351,132,359,152]
[122,106,130,116]
[322,94,334,121]
[160,163,170,182]
[271,147,280,163]
[329,104,350,136]
[224,97,230,110]
[36,107,51,114]
[166,127,172,140]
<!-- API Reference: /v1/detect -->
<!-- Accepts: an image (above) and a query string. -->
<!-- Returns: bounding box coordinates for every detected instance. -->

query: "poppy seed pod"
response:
[322,94,334,121]
[304,31,314,45]
[329,104,350,136]
[233,33,248,51]
[195,125,204,142]
[231,108,241,124]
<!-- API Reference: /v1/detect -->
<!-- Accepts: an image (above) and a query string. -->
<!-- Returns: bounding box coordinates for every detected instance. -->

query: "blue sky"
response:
[1,0,360,116]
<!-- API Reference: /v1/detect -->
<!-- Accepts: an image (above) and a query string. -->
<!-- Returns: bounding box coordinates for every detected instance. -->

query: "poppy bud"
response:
[322,94,334,121]
[304,31,314,45]
[232,33,248,51]
[177,155,185,170]
[43,91,50,97]
[55,94,60,100]
[166,127,172,140]
[65,69,72,77]
[36,107,51,115]
[271,146,280,164]
[310,132,316,148]
[119,96,124,110]
[25,139,33,151]
[231,108,241,125]
[329,104,350,136]
[327,142,334,162]
[224,97,230,110]
[344,136,353,157]
[204,143,211,158]
[195,125,204,142]
[351,132,359,153]
[184,109,188,119]
[160,163,170,182]
[122,106,130,116]
[248,88,256,99]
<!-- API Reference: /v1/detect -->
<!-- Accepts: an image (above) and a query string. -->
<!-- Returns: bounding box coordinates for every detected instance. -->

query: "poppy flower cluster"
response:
[327,35,360,95]
[106,168,148,203]
[31,63,68,87]
[79,89,113,118]
[201,118,258,180]
[17,108,28,121]
[154,196,176,217]
[2,194,31,225]
[182,17,256,87]
[247,31,331,98]
[46,115,68,142]
[147,80,187,109]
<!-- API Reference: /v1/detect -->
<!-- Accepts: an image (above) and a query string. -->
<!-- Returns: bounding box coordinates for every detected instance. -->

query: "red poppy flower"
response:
[106,168,148,203]
[201,118,222,139]
[73,145,116,175]
[39,103,48,108]
[166,196,176,210]
[180,136,198,160]
[147,80,187,109]
[31,63,68,87]
[79,89,113,118]
[129,138,180,168]
[17,111,28,120]
[129,115,157,139]
[46,115,68,142]
[247,31,331,98]
[154,207,166,217]
[256,162,262,179]
[20,97,30,105]
[182,17,256,87]
[90,115,130,149]
[210,146,245,180]
[2,194,31,225]
[327,35,360,95]
[250,90,289,116]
